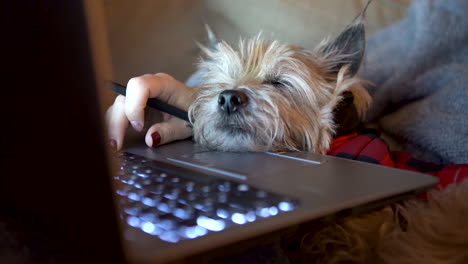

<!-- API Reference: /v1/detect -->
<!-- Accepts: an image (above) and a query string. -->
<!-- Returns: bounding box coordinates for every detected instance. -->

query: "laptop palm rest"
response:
[168,150,324,180]
[126,141,325,181]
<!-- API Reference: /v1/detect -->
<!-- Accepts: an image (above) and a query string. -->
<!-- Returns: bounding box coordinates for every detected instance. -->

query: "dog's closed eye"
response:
[263,78,290,88]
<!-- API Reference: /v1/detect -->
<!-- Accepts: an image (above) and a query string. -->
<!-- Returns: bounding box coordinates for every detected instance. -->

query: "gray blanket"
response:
[360,0,468,164]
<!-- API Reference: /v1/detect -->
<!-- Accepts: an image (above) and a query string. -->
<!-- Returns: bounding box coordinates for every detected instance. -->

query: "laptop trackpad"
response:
[167,151,321,180]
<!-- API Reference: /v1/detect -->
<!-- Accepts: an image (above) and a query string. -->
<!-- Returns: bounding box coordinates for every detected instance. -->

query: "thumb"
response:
[145,117,192,147]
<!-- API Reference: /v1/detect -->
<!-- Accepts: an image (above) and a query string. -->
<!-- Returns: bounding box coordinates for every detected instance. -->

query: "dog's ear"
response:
[204,24,220,50]
[320,0,371,77]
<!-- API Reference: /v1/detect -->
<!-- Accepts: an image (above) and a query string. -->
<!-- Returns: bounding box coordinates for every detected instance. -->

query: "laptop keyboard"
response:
[113,152,299,243]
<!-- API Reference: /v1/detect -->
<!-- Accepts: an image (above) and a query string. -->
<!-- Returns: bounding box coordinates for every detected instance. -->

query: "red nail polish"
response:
[109,139,117,152]
[151,132,161,147]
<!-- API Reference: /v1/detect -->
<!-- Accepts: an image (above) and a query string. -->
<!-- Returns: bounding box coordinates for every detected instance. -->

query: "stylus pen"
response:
[108,81,190,122]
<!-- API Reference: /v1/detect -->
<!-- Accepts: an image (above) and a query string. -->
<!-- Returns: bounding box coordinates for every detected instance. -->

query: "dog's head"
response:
[188,13,371,153]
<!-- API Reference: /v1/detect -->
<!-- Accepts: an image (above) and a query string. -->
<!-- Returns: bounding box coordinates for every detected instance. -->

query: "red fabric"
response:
[327,132,468,196]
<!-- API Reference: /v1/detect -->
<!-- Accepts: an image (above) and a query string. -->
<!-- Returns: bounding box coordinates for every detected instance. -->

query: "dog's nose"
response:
[218,90,248,114]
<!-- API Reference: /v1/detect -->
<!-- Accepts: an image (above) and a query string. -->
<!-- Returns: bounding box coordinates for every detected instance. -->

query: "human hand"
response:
[106,73,195,151]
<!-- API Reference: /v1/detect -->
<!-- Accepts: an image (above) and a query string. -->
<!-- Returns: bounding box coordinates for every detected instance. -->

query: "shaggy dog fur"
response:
[188,21,371,153]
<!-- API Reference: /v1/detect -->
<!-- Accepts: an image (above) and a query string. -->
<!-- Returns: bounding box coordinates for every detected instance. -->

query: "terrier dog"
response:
[188,7,371,154]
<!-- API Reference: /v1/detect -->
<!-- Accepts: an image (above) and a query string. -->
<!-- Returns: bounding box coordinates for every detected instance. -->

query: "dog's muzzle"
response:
[218,89,248,115]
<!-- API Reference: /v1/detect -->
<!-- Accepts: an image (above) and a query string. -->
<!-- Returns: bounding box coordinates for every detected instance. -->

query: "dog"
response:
[187,5,372,154]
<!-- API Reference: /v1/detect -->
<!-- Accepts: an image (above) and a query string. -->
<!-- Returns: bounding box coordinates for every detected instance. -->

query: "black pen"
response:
[108,81,190,122]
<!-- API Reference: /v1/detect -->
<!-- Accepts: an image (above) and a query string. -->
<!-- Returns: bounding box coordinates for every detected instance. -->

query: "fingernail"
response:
[109,139,117,152]
[131,121,143,132]
[151,132,161,147]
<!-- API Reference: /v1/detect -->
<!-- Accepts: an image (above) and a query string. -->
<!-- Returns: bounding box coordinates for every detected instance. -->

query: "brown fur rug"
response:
[300,180,468,263]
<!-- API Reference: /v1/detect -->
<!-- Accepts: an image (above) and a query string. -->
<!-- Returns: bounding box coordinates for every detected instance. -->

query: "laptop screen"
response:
[1,1,124,262]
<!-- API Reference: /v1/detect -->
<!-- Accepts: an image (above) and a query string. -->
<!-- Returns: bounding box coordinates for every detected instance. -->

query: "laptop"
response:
[1,1,437,263]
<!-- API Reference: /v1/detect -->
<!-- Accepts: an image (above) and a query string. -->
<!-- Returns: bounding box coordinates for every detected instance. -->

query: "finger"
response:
[107,95,128,151]
[125,73,195,132]
[162,112,172,121]
[144,118,192,148]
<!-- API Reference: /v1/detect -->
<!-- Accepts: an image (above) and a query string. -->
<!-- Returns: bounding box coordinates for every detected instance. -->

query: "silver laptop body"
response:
[118,141,436,263]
